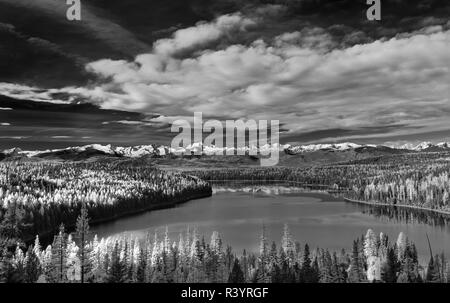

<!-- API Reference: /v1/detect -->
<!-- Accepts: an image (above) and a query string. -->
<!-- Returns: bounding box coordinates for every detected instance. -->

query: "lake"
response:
[90,185,450,263]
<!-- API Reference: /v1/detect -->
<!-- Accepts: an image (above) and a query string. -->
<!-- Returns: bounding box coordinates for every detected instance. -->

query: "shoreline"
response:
[343,197,450,217]
[23,191,212,245]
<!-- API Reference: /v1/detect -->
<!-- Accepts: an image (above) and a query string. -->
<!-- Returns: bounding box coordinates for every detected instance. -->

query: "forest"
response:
[0,151,449,283]
[0,161,211,241]
[1,205,449,283]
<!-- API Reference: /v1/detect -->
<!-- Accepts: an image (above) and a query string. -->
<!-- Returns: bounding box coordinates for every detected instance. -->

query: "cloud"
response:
[0,136,28,140]
[0,83,72,104]
[78,23,449,141]
[50,136,72,139]
[0,0,149,56]
[0,122,11,126]
[153,13,256,56]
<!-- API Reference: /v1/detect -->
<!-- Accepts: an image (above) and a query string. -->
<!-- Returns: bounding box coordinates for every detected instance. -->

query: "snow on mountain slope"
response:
[2,141,449,160]
[397,141,450,151]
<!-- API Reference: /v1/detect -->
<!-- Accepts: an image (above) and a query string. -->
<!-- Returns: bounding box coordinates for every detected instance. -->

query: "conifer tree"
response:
[348,240,366,283]
[228,258,245,283]
[51,224,67,283]
[281,224,296,264]
[382,247,398,283]
[136,247,147,283]
[107,241,127,283]
[66,235,81,282]
[299,244,318,283]
[0,248,16,283]
[24,245,41,283]
[364,229,381,281]
[75,202,90,283]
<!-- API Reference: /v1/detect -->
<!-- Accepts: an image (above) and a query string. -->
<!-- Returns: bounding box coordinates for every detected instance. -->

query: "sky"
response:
[0,0,449,149]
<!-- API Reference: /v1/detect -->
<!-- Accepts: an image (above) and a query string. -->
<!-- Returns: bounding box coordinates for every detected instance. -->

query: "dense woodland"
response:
[0,161,211,241]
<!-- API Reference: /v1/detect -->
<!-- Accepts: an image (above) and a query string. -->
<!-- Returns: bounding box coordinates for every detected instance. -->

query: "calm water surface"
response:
[91,189,450,263]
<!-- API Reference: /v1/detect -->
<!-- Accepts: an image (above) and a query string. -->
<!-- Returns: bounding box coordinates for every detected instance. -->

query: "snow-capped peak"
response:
[2,141,449,159]
[286,142,363,153]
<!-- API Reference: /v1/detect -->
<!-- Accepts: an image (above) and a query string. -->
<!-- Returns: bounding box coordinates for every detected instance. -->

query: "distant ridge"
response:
[1,141,449,162]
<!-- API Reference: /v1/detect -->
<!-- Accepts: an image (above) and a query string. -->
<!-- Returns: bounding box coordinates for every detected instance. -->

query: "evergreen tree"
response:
[331,252,345,283]
[136,247,147,283]
[24,245,41,283]
[11,243,25,282]
[382,247,398,283]
[107,241,127,283]
[75,202,90,283]
[281,224,296,264]
[319,250,334,283]
[50,224,67,283]
[299,244,318,283]
[228,258,245,283]
[0,248,16,283]
[0,203,26,251]
[348,240,366,283]
[364,229,381,282]
[66,235,81,282]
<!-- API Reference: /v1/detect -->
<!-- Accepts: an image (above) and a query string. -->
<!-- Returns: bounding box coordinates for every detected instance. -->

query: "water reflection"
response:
[355,203,450,230]
[212,180,450,230]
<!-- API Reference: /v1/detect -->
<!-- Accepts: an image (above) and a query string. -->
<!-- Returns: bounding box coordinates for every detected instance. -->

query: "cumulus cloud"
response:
[153,13,256,56]
[78,22,449,141]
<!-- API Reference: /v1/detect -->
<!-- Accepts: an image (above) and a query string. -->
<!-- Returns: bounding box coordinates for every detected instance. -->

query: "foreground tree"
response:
[348,240,366,283]
[76,202,91,283]
[228,258,245,283]
[107,241,127,283]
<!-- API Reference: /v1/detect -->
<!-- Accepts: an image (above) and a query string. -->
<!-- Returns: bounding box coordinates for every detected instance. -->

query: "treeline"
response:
[0,162,211,240]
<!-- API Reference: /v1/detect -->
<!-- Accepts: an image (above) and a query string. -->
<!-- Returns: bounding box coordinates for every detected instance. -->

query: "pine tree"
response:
[348,240,366,283]
[256,225,269,282]
[107,241,127,283]
[50,224,67,283]
[75,202,90,283]
[136,247,147,283]
[396,232,407,262]
[33,235,42,263]
[11,243,25,282]
[0,248,16,283]
[281,224,296,264]
[41,245,53,282]
[319,250,334,283]
[66,235,81,282]
[364,229,380,282]
[0,203,26,251]
[228,258,245,283]
[382,247,398,283]
[331,251,345,283]
[299,244,318,283]
[24,245,41,283]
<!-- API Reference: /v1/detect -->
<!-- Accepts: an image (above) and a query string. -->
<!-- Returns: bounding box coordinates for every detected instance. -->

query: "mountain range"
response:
[1,141,449,162]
